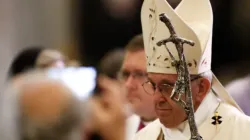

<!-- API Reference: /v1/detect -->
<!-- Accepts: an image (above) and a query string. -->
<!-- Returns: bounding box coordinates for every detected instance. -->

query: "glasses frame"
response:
[142,75,202,96]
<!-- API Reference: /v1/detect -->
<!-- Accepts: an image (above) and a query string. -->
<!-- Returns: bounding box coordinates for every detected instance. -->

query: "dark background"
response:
[76,0,250,84]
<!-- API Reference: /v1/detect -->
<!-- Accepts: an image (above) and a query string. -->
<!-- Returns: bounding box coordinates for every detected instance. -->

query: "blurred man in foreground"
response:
[0,70,127,140]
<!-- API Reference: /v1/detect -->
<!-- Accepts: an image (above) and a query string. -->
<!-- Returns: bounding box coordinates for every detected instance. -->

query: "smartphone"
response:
[47,67,98,100]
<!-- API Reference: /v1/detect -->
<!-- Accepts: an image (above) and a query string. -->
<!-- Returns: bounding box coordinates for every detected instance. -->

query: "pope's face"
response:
[147,73,201,128]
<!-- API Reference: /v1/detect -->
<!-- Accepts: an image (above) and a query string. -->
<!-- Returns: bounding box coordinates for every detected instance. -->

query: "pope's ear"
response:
[196,77,210,102]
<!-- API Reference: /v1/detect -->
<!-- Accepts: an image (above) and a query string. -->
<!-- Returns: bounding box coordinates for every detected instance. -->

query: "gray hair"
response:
[191,70,213,83]
[0,70,84,140]
[200,70,213,84]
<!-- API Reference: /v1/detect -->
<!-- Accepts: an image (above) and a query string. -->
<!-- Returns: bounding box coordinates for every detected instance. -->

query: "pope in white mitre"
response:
[134,0,250,140]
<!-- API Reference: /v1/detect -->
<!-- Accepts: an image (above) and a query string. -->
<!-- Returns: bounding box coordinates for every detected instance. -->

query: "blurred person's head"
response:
[36,48,65,69]
[119,34,156,121]
[8,47,65,78]
[0,70,83,140]
[99,48,125,79]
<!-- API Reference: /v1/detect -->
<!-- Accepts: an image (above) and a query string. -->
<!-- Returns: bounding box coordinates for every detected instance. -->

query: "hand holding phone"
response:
[47,67,127,140]
[89,76,126,140]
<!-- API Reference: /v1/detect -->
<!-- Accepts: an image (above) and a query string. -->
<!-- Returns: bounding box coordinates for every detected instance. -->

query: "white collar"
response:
[162,92,220,139]
[141,120,153,126]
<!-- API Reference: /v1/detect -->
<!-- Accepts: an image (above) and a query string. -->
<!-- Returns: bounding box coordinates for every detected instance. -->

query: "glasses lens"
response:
[119,70,147,82]
[159,84,174,97]
[142,81,155,95]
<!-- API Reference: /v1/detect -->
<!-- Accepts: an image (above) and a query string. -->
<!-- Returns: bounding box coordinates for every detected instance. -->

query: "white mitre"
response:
[141,0,242,112]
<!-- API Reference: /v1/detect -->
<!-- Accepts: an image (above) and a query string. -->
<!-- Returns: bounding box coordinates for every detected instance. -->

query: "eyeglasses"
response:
[117,70,148,82]
[142,76,201,96]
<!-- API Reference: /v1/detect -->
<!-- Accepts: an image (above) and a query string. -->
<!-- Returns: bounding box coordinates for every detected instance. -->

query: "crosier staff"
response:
[156,13,203,140]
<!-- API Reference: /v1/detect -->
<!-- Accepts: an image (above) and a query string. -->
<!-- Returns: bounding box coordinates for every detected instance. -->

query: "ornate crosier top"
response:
[156,13,203,140]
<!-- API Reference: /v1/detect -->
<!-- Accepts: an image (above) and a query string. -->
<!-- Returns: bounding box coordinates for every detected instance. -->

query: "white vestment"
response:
[134,92,250,140]
[126,114,140,140]
[126,114,155,140]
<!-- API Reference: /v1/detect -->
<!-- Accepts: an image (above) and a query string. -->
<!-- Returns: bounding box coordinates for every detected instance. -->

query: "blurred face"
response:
[50,60,65,68]
[146,73,210,128]
[120,50,156,120]
[36,49,65,69]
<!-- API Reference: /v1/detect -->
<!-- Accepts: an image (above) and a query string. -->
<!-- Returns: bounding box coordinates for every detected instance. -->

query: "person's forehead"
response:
[122,50,146,71]
[148,73,177,83]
